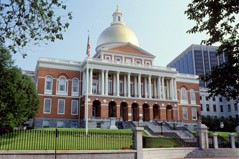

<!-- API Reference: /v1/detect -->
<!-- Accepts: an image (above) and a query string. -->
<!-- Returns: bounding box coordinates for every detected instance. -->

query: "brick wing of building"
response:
[34,6,201,130]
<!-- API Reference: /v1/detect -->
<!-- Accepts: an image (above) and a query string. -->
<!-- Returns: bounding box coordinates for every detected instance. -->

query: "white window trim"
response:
[43,98,52,114]
[192,108,197,120]
[42,120,50,128]
[180,88,188,104]
[72,77,79,96]
[182,107,188,120]
[58,99,65,114]
[71,100,78,115]
[57,121,64,128]
[56,76,68,96]
[44,75,53,95]
[190,89,196,105]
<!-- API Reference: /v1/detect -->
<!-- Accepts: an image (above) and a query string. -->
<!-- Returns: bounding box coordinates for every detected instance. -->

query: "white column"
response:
[166,79,170,99]
[88,69,93,94]
[124,75,127,96]
[105,70,108,95]
[138,74,141,98]
[113,74,116,96]
[144,77,147,98]
[101,70,104,95]
[174,78,177,100]
[134,76,137,97]
[83,70,86,95]
[154,78,157,99]
[116,71,120,96]
[148,75,151,99]
[162,77,165,99]
[170,78,173,100]
[157,77,161,99]
[128,72,131,97]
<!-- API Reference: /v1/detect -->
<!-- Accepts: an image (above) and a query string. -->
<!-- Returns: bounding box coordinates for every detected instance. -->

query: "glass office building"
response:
[167,44,238,119]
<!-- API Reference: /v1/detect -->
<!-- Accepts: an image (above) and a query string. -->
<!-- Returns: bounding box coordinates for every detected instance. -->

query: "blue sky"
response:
[12,0,208,71]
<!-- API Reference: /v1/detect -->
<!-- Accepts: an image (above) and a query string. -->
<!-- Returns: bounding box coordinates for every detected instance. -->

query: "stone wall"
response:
[143,148,197,159]
[0,150,136,159]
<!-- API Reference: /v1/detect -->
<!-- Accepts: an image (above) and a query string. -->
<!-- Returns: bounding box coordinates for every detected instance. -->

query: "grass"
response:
[0,128,186,150]
[143,136,181,148]
[0,128,133,150]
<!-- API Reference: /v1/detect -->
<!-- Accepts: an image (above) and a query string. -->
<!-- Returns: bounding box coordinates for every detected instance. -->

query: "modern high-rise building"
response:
[167,44,238,119]
[32,7,201,130]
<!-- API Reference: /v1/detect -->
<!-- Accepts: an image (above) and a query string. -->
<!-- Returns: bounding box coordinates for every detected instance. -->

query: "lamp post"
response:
[213,122,224,132]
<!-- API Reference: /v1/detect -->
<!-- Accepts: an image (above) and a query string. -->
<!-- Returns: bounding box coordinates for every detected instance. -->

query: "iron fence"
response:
[0,129,133,150]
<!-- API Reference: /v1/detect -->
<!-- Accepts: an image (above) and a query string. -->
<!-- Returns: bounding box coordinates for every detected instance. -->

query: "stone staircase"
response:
[185,148,239,158]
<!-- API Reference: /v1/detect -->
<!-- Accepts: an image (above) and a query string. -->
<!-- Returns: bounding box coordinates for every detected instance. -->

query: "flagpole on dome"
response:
[85,31,90,135]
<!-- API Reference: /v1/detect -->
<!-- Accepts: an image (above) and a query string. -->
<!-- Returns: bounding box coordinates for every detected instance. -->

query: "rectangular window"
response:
[228,104,231,112]
[192,108,197,120]
[201,104,203,111]
[58,99,65,114]
[92,80,99,94]
[205,97,209,101]
[71,121,77,128]
[108,80,113,94]
[131,82,134,96]
[182,107,188,120]
[43,120,50,128]
[220,105,223,112]
[71,100,78,115]
[219,97,222,102]
[213,104,217,112]
[57,121,64,128]
[120,81,124,95]
[234,104,238,111]
[206,104,210,112]
[44,98,51,114]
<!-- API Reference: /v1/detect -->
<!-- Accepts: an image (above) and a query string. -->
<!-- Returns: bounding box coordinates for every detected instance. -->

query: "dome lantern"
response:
[112,5,124,25]
[96,6,139,50]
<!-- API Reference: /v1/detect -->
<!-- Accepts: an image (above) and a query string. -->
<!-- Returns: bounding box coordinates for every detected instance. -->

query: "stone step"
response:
[185,148,239,158]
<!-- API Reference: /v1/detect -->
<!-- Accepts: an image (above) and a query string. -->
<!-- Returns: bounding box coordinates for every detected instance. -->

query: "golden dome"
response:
[96,6,139,48]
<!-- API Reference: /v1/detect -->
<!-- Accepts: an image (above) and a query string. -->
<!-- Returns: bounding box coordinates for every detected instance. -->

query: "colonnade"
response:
[83,68,177,100]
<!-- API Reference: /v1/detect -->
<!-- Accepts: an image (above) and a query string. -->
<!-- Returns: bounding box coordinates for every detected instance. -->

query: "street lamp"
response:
[213,121,224,132]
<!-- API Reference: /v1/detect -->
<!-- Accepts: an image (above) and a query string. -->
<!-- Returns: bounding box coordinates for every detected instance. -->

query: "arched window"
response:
[72,77,79,96]
[44,75,53,94]
[59,76,66,91]
[190,89,196,104]
[57,76,67,94]
[180,87,188,104]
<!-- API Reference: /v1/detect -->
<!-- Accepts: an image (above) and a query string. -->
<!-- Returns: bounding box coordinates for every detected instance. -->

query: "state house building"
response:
[34,6,201,130]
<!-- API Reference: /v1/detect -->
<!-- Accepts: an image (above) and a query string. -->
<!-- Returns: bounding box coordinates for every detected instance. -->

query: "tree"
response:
[0,0,72,55]
[0,46,39,134]
[185,0,239,100]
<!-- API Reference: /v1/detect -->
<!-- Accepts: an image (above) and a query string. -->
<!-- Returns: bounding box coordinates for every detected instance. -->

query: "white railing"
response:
[89,58,176,71]
[39,57,82,65]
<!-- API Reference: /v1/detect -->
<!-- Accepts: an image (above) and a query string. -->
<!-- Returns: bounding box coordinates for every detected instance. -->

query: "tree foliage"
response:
[202,115,238,132]
[0,0,72,55]
[185,0,239,100]
[0,46,39,134]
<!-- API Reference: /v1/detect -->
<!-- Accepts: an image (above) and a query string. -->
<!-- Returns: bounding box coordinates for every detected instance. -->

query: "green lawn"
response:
[0,128,133,150]
[143,136,181,148]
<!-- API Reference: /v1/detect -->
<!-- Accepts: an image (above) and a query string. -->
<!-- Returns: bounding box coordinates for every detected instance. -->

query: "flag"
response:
[86,34,90,58]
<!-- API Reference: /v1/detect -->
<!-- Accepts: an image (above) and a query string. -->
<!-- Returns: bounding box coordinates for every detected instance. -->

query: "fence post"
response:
[235,126,239,147]
[55,128,59,159]
[133,127,144,159]
[212,133,218,149]
[197,122,209,149]
[228,133,236,148]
